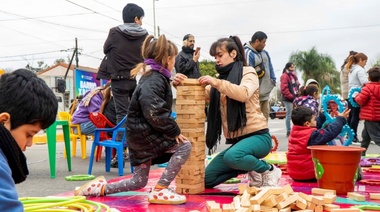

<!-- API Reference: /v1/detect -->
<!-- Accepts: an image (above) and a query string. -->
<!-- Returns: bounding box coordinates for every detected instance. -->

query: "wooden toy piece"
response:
[238,184,249,195]
[369,193,380,200]
[324,204,340,211]
[307,202,316,211]
[312,188,336,195]
[294,210,313,212]
[314,204,324,212]
[331,209,361,212]
[233,195,241,210]
[206,201,221,212]
[252,204,261,212]
[240,190,252,208]
[247,186,258,195]
[278,207,291,212]
[298,192,324,205]
[275,192,288,203]
[277,193,300,209]
[260,207,279,212]
[324,192,337,204]
[282,184,294,194]
[296,197,308,210]
[235,207,250,212]
[250,187,272,204]
[347,192,366,202]
[222,204,235,212]
[261,195,277,208]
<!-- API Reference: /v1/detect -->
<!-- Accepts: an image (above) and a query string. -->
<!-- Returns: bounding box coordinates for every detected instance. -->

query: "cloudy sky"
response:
[1,0,380,81]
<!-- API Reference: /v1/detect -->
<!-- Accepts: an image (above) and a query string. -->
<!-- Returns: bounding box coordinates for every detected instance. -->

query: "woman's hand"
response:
[172,73,187,86]
[198,75,215,86]
[175,134,189,144]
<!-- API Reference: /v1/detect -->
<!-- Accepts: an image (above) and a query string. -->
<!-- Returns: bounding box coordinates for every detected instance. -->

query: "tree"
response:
[289,47,341,94]
[25,60,49,73]
[199,60,217,77]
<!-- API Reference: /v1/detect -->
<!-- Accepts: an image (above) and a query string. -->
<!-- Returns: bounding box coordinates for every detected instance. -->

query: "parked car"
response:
[270,105,286,119]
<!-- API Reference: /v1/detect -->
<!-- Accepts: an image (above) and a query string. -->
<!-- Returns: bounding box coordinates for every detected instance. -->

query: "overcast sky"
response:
[1,0,380,81]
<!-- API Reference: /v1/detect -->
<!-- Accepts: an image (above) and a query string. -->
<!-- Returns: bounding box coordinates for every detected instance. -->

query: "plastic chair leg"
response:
[72,137,77,157]
[117,147,124,176]
[88,143,98,175]
[80,135,87,159]
[95,146,102,162]
[105,147,112,172]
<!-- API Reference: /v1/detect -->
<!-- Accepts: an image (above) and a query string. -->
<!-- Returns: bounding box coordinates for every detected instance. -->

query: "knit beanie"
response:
[122,3,145,23]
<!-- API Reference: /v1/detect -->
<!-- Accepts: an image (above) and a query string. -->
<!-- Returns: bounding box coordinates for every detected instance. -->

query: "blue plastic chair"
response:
[88,115,133,176]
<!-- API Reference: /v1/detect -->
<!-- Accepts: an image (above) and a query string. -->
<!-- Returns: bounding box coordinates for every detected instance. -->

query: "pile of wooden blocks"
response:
[175,79,206,194]
[197,185,380,212]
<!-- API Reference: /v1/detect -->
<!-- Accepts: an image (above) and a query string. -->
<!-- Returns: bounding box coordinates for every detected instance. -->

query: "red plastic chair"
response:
[89,112,115,161]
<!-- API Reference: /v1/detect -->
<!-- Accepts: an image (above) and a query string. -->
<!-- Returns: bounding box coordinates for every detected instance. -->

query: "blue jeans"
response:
[283,100,293,134]
[360,121,380,156]
[79,121,96,135]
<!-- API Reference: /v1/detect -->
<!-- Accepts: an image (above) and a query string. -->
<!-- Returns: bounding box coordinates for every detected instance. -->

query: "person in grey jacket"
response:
[174,34,201,78]
[244,31,276,121]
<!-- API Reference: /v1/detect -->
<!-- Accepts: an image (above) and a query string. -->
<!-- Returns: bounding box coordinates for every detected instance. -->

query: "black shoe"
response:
[286,132,290,137]
[352,138,360,143]
[110,158,125,168]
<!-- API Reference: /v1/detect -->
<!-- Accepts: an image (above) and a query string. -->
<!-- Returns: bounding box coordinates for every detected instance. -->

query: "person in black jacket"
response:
[75,34,191,205]
[174,34,201,78]
[96,3,148,130]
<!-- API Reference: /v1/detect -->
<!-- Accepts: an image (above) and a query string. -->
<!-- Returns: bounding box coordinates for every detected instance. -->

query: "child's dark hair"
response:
[291,106,314,126]
[368,67,380,82]
[300,85,319,96]
[209,35,247,66]
[0,69,58,129]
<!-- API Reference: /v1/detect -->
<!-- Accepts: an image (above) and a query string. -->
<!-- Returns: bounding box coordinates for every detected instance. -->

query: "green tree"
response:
[289,47,340,94]
[25,60,49,73]
[199,60,217,77]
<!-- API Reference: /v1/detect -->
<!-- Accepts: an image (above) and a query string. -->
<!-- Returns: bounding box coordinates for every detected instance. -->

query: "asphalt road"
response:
[16,118,380,198]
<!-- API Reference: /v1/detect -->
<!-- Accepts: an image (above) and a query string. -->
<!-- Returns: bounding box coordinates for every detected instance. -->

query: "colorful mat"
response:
[55,167,380,212]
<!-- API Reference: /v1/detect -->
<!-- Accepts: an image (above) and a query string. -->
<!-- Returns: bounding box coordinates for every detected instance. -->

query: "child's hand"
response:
[338,108,350,119]
[172,73,188,86]
[175,134,189,144]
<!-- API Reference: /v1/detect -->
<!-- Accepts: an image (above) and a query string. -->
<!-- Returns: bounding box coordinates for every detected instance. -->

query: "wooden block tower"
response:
[175,79,206,194]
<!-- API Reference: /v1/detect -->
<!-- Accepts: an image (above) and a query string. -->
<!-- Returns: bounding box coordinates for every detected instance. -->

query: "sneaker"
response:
[262,165,282,187]
[248,171,263,187]
[74,176,106,196]
[148,187,186,204]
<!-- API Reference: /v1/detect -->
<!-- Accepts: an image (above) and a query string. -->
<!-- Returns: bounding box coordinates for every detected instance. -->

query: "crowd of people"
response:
[1,2,379,210]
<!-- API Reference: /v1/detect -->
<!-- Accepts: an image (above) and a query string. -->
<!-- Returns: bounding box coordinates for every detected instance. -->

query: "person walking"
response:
[280,62,300,137]
[244,31,276,121]
[174,34,201,78]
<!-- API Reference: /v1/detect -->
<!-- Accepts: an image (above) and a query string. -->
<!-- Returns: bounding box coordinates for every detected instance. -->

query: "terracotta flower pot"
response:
[308,146,364,195]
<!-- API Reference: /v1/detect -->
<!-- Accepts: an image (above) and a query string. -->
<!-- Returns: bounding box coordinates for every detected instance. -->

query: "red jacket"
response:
[287,125,316,181]
[355,82,380,121]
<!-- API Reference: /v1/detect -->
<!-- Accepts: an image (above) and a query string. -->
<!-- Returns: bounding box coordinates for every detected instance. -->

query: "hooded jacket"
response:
[174,47,200,78]
[97,23,148,80]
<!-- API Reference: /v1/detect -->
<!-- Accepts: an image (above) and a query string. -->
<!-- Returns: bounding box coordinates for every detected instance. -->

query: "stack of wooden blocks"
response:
[175,79,206,194]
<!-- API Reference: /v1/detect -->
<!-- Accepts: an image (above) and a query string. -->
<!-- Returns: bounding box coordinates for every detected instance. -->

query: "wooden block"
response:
[347,192,366,202]
[261,207,278,212]
[278,207,291,212]
[240,190,252,208]
[296,197,307,209]
[311,188,336,195]
[222,204,235,212]
[206,201,221,212]
[250,187,272,204]
[233,195,241,210]
[307,202,316,210]
[252,204,260,212]
[331,209,360,212]
[277,193,300,209]
[275,192,288,203]
[238,184,249,195]
[295,210,313,212]
[247,186,258,195]
[323,204,340,211]
[236,208,250,212]
[369,193,380,200]
[189,210,201,212]
[282,184,294,194]
[261,195,277,208]
[268,187,285,195]
[324,192,337,204]
[314,205,323,212]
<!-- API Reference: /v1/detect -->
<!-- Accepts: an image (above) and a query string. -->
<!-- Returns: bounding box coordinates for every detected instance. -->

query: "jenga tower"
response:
[175,79,206,194]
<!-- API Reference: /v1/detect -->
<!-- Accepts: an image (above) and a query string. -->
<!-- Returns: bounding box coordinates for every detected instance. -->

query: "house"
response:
[37,63,99,112]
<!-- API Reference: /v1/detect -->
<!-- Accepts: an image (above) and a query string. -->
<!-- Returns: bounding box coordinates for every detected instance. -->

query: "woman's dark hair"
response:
[209,35,247,66]
[300,85,319,97]
[283,62,294,73]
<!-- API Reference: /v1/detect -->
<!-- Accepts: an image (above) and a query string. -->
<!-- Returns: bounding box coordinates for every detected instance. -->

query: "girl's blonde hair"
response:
[131,34,178,77]
[345,52,367,70]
